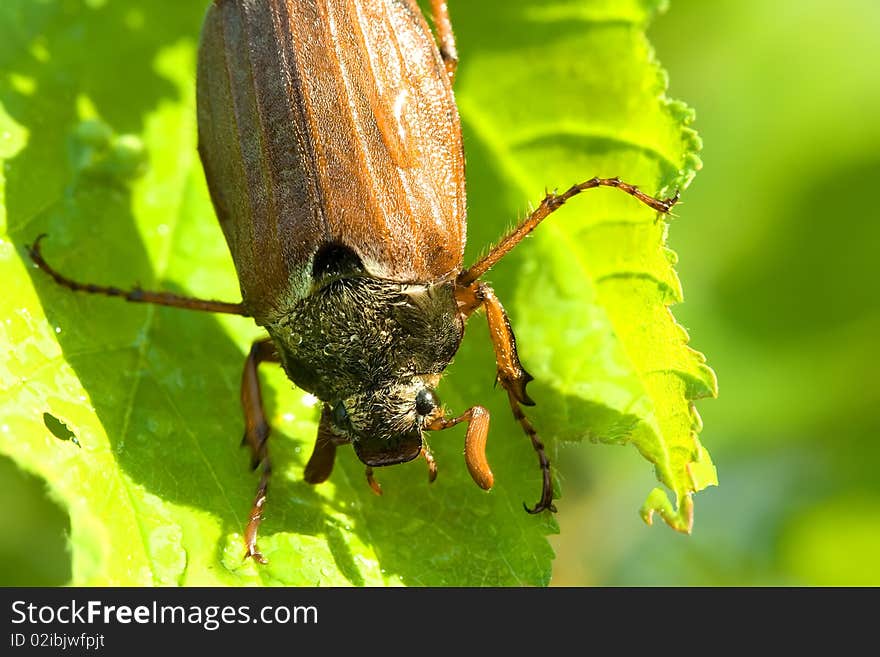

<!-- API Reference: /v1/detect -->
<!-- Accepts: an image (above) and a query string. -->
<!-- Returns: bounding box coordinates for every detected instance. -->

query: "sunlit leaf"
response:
[0,0,712,585]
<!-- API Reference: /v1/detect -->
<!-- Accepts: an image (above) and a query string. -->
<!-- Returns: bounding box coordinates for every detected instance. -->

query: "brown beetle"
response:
[28,0,677,563]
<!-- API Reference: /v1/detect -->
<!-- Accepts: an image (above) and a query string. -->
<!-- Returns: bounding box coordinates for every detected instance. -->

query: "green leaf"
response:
[0,0,714,586]
[451,0,717,533]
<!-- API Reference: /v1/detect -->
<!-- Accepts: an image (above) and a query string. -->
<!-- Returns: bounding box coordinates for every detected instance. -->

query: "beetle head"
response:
[329,377,442,467]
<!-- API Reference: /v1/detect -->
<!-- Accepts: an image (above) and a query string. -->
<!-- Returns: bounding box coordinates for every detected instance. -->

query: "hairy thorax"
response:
[261,274,464,468]
[267,276,462,402]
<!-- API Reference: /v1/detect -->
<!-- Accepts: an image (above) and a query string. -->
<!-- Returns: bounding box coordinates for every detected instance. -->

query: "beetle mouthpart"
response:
[365,466,383,495]
[352,429,423,467]
[421,444,438,483]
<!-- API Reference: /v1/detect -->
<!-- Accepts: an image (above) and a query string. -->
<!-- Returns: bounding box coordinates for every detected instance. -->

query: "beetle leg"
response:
[241,338,280,564]
[303,406,350,485]
[456,282,534,406]
[28,234,247,315]
[458,178,679,286]
[365,466,383,496]
[427,406,492,491]
[505,389,556,514]
[429,0,458,82]
[421,444,438,483]
[362,448,435,493]
[455,282,555,513]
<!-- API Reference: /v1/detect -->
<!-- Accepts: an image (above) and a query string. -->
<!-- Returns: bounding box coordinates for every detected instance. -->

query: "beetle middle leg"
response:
[455,282,555,513]
[28,234,248,315]
[240,338,280,563]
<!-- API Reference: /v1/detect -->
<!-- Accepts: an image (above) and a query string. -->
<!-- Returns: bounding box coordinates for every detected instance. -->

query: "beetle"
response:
[28,0,678,563]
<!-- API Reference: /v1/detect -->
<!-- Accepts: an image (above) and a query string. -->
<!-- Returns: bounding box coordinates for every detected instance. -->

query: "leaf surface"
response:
[0,0,713,585]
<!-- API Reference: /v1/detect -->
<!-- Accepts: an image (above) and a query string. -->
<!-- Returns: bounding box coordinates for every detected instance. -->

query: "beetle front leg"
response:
[303,407,350,485]
[505,390,556,514]
[456,282,534,405]
[455,282,555,513]
[240,338,280,563]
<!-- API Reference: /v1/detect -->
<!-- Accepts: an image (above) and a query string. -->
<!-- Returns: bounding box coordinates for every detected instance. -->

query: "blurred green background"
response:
[550,0,880,585]
[2,0,879,586]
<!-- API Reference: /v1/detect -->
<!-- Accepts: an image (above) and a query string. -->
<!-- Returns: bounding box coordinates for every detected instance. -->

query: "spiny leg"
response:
[28,234,247,315]
[427,406,492,490]
[241,338,280,563]
[456,282,534,406]
[456,281,554,513]
[506,390,556,514]
[429,0,458,82]
[458,178,679,286]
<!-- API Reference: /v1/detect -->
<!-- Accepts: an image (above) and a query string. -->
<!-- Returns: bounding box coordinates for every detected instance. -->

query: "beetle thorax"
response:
[265,277,463,406]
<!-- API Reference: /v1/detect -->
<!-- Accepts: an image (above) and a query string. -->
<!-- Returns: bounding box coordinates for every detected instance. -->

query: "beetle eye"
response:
[331,401,349,428]
[415,388,439,416]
